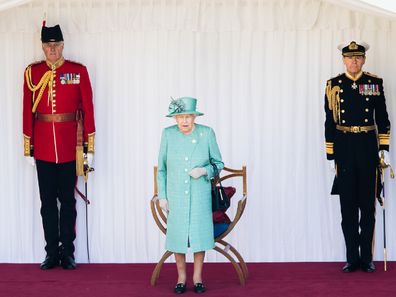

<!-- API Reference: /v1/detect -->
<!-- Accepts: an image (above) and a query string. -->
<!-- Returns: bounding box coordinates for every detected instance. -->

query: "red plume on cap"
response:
[42,12,46,27]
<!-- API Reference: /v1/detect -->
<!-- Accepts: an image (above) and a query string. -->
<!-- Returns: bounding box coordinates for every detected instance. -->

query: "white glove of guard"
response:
[159,199,169,213]
[84,153,94,168]
[379,150,390,166]
[328,160,335,172]
[25,156,35,167]
[189,167,207,179]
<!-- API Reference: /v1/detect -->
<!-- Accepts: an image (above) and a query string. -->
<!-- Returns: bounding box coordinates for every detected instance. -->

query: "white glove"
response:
[25,156,35,167]
[328,160,335,172]
[159,199,169,213]
[84,153,94,168]
[379,150,390,166]
[189,167,207,179]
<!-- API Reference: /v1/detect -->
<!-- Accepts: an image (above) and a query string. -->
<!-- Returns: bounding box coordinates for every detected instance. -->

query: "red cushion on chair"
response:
[213,211,231,224]
[223,186,236,200]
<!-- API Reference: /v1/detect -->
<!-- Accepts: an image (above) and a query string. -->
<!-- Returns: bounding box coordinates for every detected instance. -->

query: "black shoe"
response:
[40,255,59,270]
[342,262,359,273]
[174,283,186,294]
[361,262,376,273]
[194,283,206,294]
[61,256,76,270]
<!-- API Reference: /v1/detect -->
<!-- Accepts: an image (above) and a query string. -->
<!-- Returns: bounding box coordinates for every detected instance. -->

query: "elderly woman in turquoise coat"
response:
[157,97,224,294]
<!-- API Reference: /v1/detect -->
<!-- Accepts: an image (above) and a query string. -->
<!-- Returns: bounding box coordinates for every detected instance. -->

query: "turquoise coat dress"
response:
[157,124,224,253]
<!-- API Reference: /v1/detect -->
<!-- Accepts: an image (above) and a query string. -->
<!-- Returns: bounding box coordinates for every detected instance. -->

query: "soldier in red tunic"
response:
[23,23,95,270]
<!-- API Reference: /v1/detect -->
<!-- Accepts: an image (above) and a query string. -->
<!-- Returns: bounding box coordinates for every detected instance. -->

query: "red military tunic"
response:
[23,58,95,163]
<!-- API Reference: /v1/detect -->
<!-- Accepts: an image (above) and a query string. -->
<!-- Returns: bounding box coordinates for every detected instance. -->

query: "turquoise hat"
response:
[166,97,204,117]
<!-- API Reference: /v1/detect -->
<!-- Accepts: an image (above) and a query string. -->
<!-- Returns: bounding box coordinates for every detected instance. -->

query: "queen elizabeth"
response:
[157,97,224,294]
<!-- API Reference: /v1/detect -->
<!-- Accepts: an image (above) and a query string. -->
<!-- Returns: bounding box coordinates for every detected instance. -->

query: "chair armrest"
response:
[150,195,167,234]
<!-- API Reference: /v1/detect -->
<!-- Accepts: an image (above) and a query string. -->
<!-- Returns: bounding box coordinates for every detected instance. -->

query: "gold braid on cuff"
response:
[87,133,95,153]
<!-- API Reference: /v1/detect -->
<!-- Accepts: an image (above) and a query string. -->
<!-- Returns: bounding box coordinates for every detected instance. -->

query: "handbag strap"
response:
[210,159,223,187]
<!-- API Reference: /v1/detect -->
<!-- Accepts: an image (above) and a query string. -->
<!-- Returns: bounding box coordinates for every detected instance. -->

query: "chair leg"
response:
[214,245,245,285]
[218,239,248,279]
[150,251,174,286]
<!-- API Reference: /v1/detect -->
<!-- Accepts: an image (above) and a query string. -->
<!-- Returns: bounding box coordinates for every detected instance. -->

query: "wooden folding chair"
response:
[150,166,248,286]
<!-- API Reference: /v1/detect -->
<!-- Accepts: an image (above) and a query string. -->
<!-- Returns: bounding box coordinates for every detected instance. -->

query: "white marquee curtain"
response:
[0,0,395,263]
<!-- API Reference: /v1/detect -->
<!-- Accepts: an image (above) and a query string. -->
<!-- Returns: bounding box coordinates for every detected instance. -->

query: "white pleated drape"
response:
[0,0,395,263]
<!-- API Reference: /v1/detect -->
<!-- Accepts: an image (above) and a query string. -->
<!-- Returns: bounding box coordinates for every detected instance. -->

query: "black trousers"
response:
[36,160,77,258]
[334,131,378,265]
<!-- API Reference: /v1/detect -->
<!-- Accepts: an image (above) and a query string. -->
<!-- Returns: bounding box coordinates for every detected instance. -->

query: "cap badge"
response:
[348,42,358,50]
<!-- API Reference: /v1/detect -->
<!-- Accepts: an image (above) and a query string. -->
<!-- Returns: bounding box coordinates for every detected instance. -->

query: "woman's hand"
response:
[189,167,207,179]
[159,199,169,213]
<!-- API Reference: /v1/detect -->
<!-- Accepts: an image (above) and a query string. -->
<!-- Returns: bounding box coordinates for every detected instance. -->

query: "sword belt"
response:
[35,112,77,122]
[336,125,376,133]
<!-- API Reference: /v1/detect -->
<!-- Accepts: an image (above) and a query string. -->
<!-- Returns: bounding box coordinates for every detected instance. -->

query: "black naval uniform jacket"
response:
[325,71,390,160]
[324,71,391,264]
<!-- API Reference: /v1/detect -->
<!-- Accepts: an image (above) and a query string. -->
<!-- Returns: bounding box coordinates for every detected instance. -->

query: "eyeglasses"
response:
[43,42,64,48]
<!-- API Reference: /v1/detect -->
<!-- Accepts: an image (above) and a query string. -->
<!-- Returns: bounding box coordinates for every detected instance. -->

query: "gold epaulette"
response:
[364,72,381,79]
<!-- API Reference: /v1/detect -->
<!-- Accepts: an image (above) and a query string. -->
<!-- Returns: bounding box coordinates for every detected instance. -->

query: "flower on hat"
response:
[168,98,185,115]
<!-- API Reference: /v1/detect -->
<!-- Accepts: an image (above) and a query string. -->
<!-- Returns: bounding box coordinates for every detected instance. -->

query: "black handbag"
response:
[211,162,230,211]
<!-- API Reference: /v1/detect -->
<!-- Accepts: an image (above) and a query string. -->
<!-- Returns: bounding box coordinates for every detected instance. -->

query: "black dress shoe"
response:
[342,262,359,273]
[61,256,76,270]
[40,255,59,270]
[174,283,186,294]
[361,262,376,273]
[193,283,206,294]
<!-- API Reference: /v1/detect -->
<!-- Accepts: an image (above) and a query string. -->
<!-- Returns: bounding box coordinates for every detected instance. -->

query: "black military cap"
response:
[41,24,64,43]
[338,41,369,57]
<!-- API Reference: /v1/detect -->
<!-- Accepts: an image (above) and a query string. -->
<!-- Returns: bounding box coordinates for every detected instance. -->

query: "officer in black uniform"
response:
[324,41,391,273]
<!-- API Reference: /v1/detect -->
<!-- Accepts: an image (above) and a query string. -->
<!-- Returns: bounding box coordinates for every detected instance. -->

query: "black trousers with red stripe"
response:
[334,131,378,265]
[36,160,77,258]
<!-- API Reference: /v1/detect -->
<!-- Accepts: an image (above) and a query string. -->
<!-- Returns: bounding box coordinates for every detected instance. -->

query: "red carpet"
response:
[0,262,395,297]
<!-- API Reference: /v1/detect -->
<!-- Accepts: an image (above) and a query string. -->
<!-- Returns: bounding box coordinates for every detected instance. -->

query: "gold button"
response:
[341,110,345,113]
[338,80,342,83]
[340,99,344,103]
[365,108,369,112]
[368,79,371,83]
[365,119,368,123]
[366,98,369,101]
[342,120,345,123]
[340,89,343,93]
